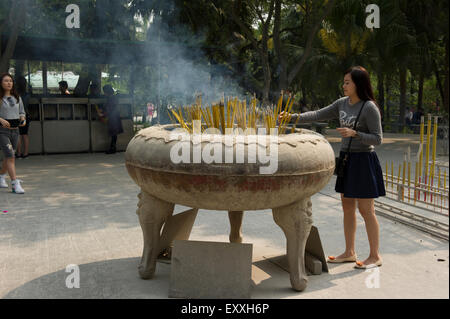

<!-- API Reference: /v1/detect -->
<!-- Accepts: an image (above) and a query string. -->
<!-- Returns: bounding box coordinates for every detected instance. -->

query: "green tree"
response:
[0,0,27,73]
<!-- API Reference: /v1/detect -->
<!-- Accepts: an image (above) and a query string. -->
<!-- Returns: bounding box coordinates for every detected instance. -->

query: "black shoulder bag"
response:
[334,101,367,177]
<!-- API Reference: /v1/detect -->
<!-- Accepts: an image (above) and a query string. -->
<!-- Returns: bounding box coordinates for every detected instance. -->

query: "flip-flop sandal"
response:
[327,255,357,263]
[354,260,382,269]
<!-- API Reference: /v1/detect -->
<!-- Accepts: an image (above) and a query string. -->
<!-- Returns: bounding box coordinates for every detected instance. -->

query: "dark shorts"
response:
[335,151,386,198]
[19,121,30,135]
[0,127,19,158]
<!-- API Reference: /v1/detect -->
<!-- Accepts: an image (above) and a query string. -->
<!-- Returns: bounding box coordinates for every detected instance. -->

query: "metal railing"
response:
[384,172,449,215]
[25,96,134,154]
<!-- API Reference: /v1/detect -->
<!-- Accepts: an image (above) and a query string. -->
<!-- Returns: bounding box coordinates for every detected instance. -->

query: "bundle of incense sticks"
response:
[169,92,297,135]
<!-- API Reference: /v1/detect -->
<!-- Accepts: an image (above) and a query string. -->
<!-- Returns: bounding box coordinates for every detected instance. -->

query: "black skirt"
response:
[335,151,386,198]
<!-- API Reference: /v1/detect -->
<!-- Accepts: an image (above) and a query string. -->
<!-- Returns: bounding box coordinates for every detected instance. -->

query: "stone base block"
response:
[169,240,253,299]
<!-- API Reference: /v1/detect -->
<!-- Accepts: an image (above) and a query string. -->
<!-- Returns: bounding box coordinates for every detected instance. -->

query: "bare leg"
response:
[228,211,244,243]
[334,194,357,258]
[0,159,6,175]
[0,158,17,180]
[272,197,313,292]
[136,191,174,279]
[16,136,22,156]
[23,135,29,156]
[357,198,381,264]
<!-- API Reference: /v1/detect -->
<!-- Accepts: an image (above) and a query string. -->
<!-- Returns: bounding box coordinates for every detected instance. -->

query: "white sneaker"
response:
[11,179,25,194]
[0,174,8,188]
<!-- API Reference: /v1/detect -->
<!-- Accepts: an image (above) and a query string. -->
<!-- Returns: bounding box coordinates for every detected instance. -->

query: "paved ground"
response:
[0,132,448,299]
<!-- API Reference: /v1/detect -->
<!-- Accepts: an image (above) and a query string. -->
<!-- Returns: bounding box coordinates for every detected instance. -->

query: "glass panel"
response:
[74,104,88,120]
[43,104,57,120]
[28,104,40,121]
[59,104,73,120]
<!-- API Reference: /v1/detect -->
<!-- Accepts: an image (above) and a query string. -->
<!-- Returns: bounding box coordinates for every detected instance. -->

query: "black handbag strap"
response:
[345,100,367,153]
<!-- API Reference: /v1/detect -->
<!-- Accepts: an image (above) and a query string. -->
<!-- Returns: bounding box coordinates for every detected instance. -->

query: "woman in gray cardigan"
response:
[0,73,26,194]
[280,66,385,269]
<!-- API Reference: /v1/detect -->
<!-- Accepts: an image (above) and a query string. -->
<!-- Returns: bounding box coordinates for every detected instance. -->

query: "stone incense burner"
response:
[125,124,334,291]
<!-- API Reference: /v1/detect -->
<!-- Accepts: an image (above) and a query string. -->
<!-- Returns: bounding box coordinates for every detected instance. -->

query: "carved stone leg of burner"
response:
[228,211,244,243]
[136,191,174,279]
[272,197,313,291]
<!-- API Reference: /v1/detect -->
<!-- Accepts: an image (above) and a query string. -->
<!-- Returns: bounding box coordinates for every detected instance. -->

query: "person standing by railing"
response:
[58,81,71,95]
[0,73,26,194]
[15,76,31,159]
[102,85,123,154]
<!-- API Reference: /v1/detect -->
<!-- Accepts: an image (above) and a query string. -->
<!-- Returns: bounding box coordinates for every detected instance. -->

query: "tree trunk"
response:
[417,66,424,111]
[260,27,271,104]
[377,71,385,118]
[93,65,102,88]
[0,1,26,73]
[432,58,445,107]
[385,76,391,122]
[301,86,308,107]
[273,0,288,91]
[261,53,271,104]
[73,64,99,96]
[15,59,25,77]
[287,0,336,86]
[444,38,449,113]
[229,1,275,105]
[42,61,48,95]
[399,67,407,128]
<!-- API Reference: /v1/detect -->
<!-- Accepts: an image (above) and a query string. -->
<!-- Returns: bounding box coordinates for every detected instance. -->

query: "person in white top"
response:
[0,73,26,194]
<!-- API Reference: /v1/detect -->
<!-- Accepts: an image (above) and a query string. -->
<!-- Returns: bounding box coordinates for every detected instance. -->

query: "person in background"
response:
[15,76,31,159]
[0,73,26,194]
[89,83,105,123]
[88,83,101,97]
[405,107,413,128]
[59,81,70,95]
[102,84,123,154]
[412,107,424,125]
[411,107,424,133]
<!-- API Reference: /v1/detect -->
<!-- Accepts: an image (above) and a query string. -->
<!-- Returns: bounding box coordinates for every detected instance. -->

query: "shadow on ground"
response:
[4,256,356,299]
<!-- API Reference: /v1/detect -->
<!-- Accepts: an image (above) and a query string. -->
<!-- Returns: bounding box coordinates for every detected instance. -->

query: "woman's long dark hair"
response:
[0,73,20,102]
[344,66,382,117]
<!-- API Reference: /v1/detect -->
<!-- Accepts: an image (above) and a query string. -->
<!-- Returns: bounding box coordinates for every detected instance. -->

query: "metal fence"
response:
[24,96,134,154]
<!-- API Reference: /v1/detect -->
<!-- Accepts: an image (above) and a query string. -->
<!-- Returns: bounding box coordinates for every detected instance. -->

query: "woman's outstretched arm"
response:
[280,97,343,123]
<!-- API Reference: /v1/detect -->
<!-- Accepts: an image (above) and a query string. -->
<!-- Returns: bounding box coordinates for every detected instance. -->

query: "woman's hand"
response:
[19,116,26,127]
[278,111,295,122]
[336,127,356,137]
[0,118,10,128]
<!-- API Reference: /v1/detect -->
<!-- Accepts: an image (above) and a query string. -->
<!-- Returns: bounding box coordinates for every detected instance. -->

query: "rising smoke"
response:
[143,11,246,108]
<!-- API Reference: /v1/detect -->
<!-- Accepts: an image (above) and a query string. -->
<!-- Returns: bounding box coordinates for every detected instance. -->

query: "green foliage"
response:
[2,0,448,122]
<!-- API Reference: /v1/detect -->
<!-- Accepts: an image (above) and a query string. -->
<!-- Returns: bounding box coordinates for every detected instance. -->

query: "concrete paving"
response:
[0,132,448,299]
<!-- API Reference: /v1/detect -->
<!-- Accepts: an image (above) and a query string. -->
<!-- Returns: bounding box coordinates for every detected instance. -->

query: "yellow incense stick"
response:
[444,170,447,191]
[402,159,406,201]
[438,167,441,209]
[431,116,438,181]
[220,102,225,134]
[414,162,418,204]
[425,114,431,191]
[419,116,424,178]
[391,161,394,190]
[408,161,411,202]
[385,162,388,189]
